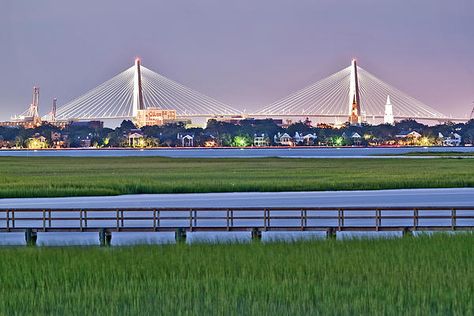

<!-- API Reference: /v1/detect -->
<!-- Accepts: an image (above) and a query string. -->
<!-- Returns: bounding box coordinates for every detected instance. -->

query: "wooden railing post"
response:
[6,210,9,232]
[300,209,305,231]
[375,209,381,232]
[42,209,46,232]
[451,208,456,230]
[266,209,270,230]
[79,209,83,232]
[337,209,344,231]
[263,209,268,231]
[189,209,193,232]
[116,209,120,232]
[413,208,419,231]
[193,209,197,227]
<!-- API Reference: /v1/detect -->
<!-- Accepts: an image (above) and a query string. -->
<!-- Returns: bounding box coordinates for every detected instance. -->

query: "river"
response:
[0,146,473,158]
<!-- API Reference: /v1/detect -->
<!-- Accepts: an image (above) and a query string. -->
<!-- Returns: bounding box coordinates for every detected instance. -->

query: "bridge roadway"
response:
[1,188,473,245]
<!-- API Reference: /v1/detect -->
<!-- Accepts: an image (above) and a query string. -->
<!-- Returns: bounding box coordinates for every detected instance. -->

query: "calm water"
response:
[0,146,473,158]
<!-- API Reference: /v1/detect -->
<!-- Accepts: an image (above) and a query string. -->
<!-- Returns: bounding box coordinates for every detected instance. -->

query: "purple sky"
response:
[1,0,473,120]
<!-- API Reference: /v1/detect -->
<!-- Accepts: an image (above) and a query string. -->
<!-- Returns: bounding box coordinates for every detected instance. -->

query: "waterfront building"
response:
[253,134,269,147]
[351,132,362,145]
[274,133,293,146]
[128,132,144,147]
[135,108,177,127]
[440,133,462,146]
[177,133,194,147]
[302,133,318,145]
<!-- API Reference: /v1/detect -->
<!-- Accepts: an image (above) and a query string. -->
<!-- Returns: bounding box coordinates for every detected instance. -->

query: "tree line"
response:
[0,118,473,148]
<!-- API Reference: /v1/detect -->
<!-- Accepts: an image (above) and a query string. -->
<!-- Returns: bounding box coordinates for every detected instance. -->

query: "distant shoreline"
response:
[0,145,472,151]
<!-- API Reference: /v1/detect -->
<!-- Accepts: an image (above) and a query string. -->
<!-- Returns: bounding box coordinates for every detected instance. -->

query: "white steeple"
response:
[384,95,394,125]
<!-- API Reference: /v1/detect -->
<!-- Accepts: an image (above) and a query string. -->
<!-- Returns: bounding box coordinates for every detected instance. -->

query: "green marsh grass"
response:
[393,151,474,156]
[0,234,473,315]
[0,157,473,198]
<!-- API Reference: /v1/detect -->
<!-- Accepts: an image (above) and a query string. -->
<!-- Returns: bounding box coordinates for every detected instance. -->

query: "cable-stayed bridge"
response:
[42,58,464,124]
[256,59,449,124]
[52,59,241,121]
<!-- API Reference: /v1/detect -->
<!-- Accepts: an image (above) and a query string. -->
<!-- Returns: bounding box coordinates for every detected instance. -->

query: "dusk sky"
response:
[1,0,473,120]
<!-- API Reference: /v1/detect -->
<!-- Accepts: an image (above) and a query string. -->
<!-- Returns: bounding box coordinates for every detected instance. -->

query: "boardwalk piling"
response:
[251,228,262,241]
[326,227,337,240]
[402,227,413,238]
[175,228,187,244]
[25,228,37,246]
[99,229,112,246]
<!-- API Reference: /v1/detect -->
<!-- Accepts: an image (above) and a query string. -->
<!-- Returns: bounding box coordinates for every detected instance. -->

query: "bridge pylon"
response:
[348,59,361,125]
[132,57,145,118]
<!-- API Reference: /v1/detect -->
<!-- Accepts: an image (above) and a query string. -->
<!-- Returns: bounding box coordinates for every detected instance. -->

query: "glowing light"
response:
[27,137,48,149]
[233,135,250,147]
[331,136,344,146]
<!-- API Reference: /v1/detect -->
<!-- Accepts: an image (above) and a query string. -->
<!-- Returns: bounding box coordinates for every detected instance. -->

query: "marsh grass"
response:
[0,234,473,315]
[395,151,474,156]
[0,157,473,198]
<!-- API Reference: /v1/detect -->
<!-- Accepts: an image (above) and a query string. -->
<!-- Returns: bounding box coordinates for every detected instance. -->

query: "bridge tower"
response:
[29,86,41,124]
[348,59,361,125]
[132,58,145,118]
[51,98,57,122]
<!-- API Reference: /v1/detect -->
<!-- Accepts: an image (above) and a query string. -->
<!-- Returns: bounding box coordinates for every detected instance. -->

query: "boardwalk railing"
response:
[1,207,473,245]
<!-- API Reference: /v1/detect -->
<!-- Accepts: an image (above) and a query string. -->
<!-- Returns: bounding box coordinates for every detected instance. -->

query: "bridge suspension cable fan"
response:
[258,59,448,123]
[52,59,241,121]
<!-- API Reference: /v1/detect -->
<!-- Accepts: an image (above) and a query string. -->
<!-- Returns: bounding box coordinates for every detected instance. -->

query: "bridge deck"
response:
[2,206,474,233]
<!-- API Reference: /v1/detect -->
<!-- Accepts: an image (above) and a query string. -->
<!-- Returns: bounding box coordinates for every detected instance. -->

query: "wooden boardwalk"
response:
[1,206,473,245]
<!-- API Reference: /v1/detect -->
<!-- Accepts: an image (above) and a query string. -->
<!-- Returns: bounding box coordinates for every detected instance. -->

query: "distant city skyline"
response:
[0,0,473,120]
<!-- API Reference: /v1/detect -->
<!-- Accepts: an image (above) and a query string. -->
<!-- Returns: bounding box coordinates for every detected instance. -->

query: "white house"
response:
[302,133,318,145]
[177,133,194,147]
[293,132,303,144]
[128,132,144,147]
[254,134,269,147]
[441,133,462,147]
[350,132,362,145]
[274,133,293,146]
